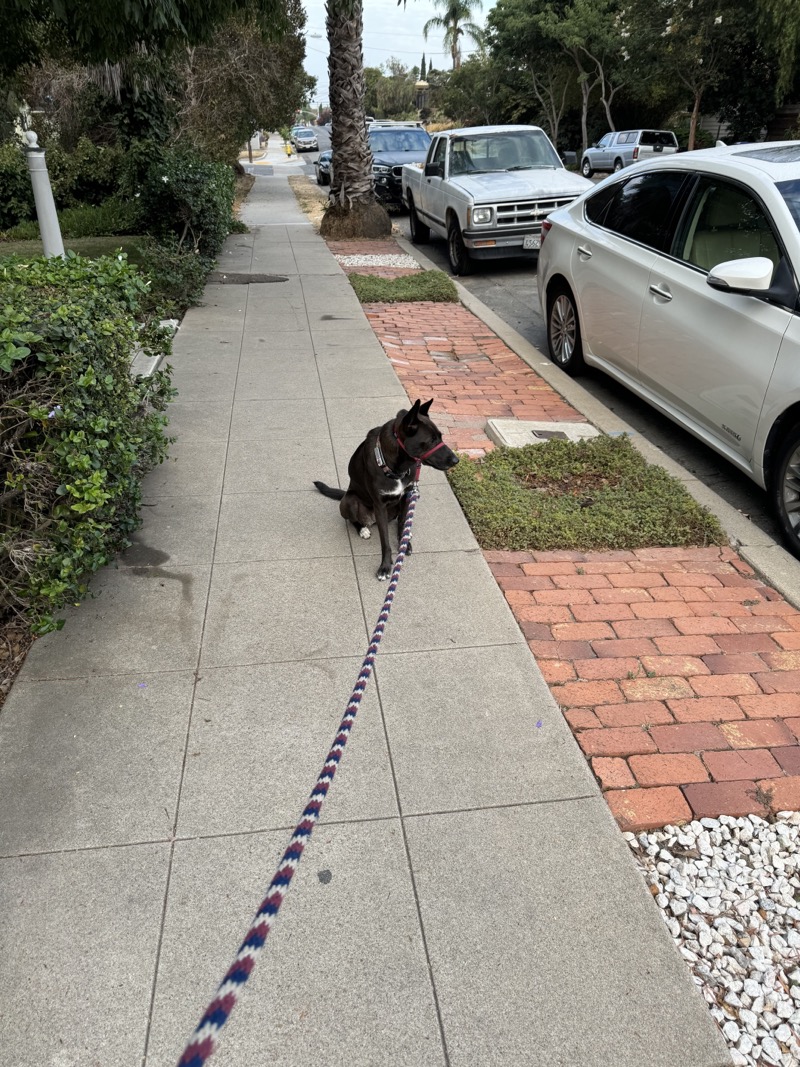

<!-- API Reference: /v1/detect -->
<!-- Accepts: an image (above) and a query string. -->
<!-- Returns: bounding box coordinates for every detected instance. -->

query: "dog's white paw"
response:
[359,527,371,539]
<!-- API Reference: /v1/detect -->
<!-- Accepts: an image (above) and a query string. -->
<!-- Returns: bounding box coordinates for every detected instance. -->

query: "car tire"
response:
[409,198,430,244]
[581,158,593,178]
[447,217,472,276]
[770,424,800,560]
[613,158,624,172]
[547,285,586,376]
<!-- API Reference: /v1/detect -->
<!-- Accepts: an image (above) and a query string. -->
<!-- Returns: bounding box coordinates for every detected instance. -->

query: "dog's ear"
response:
[401,399,421,430]
[419,399,433,417]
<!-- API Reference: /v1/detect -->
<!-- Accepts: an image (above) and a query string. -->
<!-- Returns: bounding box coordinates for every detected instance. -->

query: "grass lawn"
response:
[349,269,458,303]
[0,235,148,263]
[448,434,727,551]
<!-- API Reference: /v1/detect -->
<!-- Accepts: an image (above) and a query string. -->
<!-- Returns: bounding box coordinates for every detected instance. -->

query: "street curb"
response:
[394,233,800,611]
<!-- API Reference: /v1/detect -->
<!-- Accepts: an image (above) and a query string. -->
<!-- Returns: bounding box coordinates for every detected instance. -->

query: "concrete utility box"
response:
[486,419,600,449]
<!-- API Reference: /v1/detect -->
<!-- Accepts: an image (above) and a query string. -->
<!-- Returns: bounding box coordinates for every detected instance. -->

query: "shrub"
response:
[124,142,236,257]
[0,141,34,229]
[136,236,211,317]
[1,197,140,242]
[0,253,174,632]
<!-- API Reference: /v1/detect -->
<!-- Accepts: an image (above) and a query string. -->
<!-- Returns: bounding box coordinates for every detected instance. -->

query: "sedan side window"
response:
[678,178,780,274]
[594,172,688,252]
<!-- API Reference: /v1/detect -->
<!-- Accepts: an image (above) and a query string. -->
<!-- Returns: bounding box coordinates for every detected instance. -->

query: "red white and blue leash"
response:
[177,475,421,1067]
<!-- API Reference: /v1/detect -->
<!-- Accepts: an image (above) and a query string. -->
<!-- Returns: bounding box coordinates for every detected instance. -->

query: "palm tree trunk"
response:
[321,0,390,237]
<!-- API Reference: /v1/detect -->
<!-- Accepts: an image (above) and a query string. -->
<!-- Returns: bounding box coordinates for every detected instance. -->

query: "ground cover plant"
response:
[349,270,458,303]
[448,434,726,550]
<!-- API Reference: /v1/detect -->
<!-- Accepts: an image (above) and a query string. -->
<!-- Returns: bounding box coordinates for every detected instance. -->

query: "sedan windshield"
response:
[777,178,800,235]
[449,130,562,175]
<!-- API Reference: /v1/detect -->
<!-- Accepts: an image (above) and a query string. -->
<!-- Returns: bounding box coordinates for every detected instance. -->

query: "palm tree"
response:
[319,0,390,238]
[423,0,484,71]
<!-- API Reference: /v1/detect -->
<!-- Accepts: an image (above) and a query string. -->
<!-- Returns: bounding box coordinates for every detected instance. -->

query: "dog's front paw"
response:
[359,527,371,539]
[376,565,391,581]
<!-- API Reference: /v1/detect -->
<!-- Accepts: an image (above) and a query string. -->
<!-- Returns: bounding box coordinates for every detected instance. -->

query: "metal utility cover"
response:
[485,419,601,449]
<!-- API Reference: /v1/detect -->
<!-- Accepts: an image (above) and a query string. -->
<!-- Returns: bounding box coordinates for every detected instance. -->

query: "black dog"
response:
[314,399,459,580]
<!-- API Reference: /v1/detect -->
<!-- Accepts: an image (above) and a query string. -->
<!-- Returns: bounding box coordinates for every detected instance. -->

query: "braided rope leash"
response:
[177,479,421,1067]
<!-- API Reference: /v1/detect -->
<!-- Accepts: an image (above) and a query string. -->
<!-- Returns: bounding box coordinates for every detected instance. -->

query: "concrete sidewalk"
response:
[0,176,730,1067]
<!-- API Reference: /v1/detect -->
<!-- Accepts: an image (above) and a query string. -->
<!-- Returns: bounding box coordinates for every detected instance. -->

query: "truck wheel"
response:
[581,158,593,178]
[409,198,430,244]
[547,285,585,376]
[447,218,472,276]
[613,158,624,172]
[770,423,800,560]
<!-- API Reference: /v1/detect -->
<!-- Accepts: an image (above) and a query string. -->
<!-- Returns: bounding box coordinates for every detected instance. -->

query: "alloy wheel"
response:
[549,294,576,365]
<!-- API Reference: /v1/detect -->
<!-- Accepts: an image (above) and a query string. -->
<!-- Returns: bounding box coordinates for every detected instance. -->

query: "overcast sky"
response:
[301,0,485,106]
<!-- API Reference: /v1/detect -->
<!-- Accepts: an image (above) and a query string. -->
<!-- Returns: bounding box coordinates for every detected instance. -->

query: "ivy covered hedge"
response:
[0,254,175,633]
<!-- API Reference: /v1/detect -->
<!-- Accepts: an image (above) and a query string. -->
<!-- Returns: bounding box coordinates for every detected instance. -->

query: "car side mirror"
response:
[425,161,444,178]
[707,257,774,294]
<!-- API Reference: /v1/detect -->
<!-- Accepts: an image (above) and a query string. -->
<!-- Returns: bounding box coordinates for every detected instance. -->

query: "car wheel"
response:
[581,158,593,178]
[770,424,800,560]
[613,158,624,172]
[409,198,430,244]
[316,170,323,185]
[447,218,472,276]
[547,286,585,376]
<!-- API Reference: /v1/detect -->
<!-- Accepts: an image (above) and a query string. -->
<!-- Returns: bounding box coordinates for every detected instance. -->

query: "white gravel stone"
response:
[334,253,420,269]
[628,814,800,1067]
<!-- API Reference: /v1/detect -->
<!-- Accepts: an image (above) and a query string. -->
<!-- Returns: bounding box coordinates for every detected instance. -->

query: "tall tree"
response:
[527,0,628,151]
[423,0,484,71]
[320,0,390,238]
[487,0,576,149]
[0,0,287,76]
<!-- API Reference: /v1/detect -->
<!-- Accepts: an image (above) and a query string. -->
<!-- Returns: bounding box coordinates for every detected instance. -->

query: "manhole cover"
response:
[207,272,288,284]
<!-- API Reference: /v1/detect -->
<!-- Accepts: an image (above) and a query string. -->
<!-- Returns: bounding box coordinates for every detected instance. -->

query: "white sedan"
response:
[537,143,800,559]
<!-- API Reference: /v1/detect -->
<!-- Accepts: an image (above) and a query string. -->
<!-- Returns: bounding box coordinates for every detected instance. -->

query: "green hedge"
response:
[123,142,236,257]
[0,138,126,230]
[0,253,175,632]
[1,197,141,241]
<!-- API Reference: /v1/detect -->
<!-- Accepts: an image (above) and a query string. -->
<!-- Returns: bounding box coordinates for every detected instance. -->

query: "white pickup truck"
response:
[402,125,593,275]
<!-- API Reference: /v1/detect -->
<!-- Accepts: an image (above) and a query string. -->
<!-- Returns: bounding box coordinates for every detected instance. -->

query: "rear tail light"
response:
[633,146,639,160]
[540,219,553,244]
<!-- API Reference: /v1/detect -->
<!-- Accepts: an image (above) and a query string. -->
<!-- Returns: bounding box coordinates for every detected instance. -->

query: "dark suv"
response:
[370,125,432,207]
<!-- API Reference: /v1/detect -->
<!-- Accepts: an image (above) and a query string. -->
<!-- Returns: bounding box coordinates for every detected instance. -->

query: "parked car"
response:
[293,128,319,152]
[369,124,432,207]
[315,149,332,186]
[402,125,593,275]
[580,129,679,177]
[537,142,800,558]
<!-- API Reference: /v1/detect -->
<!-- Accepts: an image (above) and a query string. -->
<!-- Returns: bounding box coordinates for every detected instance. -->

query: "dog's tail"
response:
[313,480,345,501]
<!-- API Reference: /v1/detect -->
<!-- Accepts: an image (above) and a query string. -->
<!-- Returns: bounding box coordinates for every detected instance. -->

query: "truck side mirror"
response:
[425,161,444,178]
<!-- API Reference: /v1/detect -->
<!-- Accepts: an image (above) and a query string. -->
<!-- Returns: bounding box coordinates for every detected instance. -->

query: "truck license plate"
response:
[523,235,541,250]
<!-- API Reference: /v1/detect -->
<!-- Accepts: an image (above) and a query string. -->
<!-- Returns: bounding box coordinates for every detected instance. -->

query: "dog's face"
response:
[397,399,459,471]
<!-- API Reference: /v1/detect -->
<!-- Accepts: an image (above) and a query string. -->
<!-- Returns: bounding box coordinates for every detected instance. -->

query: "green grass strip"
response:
[349,269,458,304]
[447,434,726,551]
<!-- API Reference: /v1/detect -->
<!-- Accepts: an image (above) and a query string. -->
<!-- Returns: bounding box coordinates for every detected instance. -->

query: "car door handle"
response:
[577,244,592,258]
[649,283,672,301]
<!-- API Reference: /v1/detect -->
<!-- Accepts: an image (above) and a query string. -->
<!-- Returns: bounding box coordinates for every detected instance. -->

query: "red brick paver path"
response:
[324,235,800,832]
[366,302,583,456]
[487,548,800,831]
